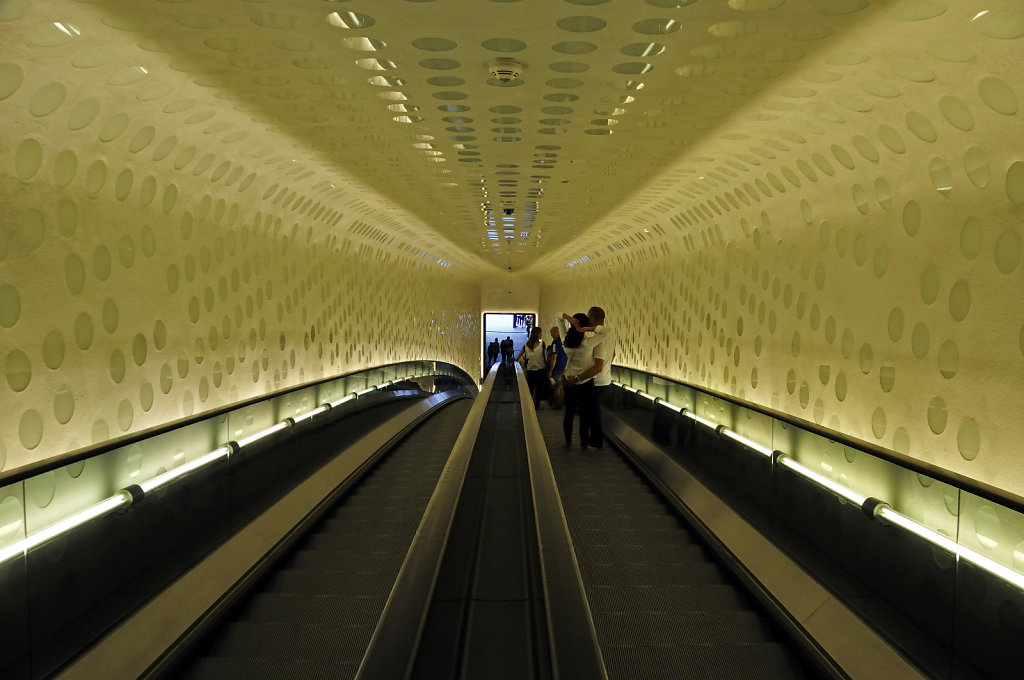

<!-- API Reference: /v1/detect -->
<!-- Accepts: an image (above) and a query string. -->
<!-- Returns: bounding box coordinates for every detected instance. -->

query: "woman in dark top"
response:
[561,313,596,449]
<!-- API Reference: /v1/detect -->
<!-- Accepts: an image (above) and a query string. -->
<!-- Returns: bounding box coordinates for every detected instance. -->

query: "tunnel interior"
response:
[1,3,1023,672]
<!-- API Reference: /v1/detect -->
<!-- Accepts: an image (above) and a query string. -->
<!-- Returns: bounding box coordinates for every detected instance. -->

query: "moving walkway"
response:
[162,364,823,679]
[8,360,920,679]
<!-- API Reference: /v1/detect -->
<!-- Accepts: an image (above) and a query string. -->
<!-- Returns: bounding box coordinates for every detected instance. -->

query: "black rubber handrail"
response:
[516,364,607,680]
[0,360,475,489]
[614,366,1024,517]
[354,365,499,680]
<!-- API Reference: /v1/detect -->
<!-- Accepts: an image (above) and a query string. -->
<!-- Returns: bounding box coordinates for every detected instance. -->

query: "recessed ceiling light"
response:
[368,76,406,87]
[342,37,386,52]
[326,12,375,29]
[633,18,680,34]
[622,42,665,57]
[356,58,398,71]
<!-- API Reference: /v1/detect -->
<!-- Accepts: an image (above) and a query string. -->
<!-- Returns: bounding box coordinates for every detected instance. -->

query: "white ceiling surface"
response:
[17,0,971,276]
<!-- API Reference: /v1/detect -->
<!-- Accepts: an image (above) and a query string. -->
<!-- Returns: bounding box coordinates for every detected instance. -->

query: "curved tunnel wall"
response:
[2,2,1023,505]
[538,7,1024,496]
[0,11,481,475]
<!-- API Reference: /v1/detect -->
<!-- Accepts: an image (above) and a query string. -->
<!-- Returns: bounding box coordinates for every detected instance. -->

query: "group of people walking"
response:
[509,306,615,451]
[487,337,516,367]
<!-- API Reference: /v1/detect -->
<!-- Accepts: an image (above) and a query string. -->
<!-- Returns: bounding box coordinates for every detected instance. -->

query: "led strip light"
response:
[0,375,435,566]
[0,491,134,564]
[610,381,1024,592]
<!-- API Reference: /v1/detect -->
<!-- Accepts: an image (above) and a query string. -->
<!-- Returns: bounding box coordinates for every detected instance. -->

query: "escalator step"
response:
[201,620,373,662]
[569,514,684,532]
[284,548,387,571]
[576,542,712,564]
[595,610,777,646]
[586,584,753,614]
[606,642,810,680]
[571,527,695,547]
[316,507,428,524]
[262,568,398,598]
[235,592,383,625]
[581,561,732,587]
[181,657,350,680]
[301,531,413,552]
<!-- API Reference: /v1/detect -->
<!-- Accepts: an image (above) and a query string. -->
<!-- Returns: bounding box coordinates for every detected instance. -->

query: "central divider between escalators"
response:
[409,363,550,679]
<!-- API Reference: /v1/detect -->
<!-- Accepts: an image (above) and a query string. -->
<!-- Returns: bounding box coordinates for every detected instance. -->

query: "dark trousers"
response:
[582,384,605,447]
[525,369,548,407]
[563,381,596,446]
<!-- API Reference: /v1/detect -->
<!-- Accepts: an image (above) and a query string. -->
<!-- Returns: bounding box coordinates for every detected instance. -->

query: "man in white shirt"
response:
[563,306,615,448]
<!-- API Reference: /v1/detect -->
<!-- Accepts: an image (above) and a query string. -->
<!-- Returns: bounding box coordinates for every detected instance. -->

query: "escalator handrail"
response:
[516,364,608,680]
[354,365,500,680]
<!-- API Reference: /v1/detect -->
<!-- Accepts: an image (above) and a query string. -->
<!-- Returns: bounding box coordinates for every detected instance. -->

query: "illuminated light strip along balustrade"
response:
[610,380,1024,594]
[0,377,427,567]
[0,492,135,564]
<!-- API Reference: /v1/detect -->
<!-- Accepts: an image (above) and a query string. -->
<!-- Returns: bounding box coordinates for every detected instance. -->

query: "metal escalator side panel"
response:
[516,363,608,680]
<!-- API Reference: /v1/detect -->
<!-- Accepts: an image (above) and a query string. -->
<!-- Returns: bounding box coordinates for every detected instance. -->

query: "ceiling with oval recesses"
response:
[6,0,1013,274]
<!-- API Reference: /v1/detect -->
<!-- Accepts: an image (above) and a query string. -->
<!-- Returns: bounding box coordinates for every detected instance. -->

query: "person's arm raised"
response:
[562,313,595,333]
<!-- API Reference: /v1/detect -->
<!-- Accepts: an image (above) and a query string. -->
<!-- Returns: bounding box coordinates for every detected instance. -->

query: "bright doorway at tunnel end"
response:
[482,312,536,380]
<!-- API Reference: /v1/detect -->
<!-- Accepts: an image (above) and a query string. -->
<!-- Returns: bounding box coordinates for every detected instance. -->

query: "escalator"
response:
[171,366,543,680]
[535,407,825,679]
[166,367,825,680]
[169,397,471,679]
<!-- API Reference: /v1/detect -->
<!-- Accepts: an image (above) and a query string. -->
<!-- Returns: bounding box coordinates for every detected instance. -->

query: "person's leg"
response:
[550,372,563,408]
[562,384,578,446]
[538,370,553,406]
[588,385,605,448]
[527,370,543,407]
[578,381,594,448]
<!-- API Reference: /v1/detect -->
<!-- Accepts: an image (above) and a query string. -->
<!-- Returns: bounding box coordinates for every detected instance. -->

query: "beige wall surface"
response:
[480,271,540,315]
[0,7,481,475]
[2,0,1024,504]
[538,7,1024,496]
